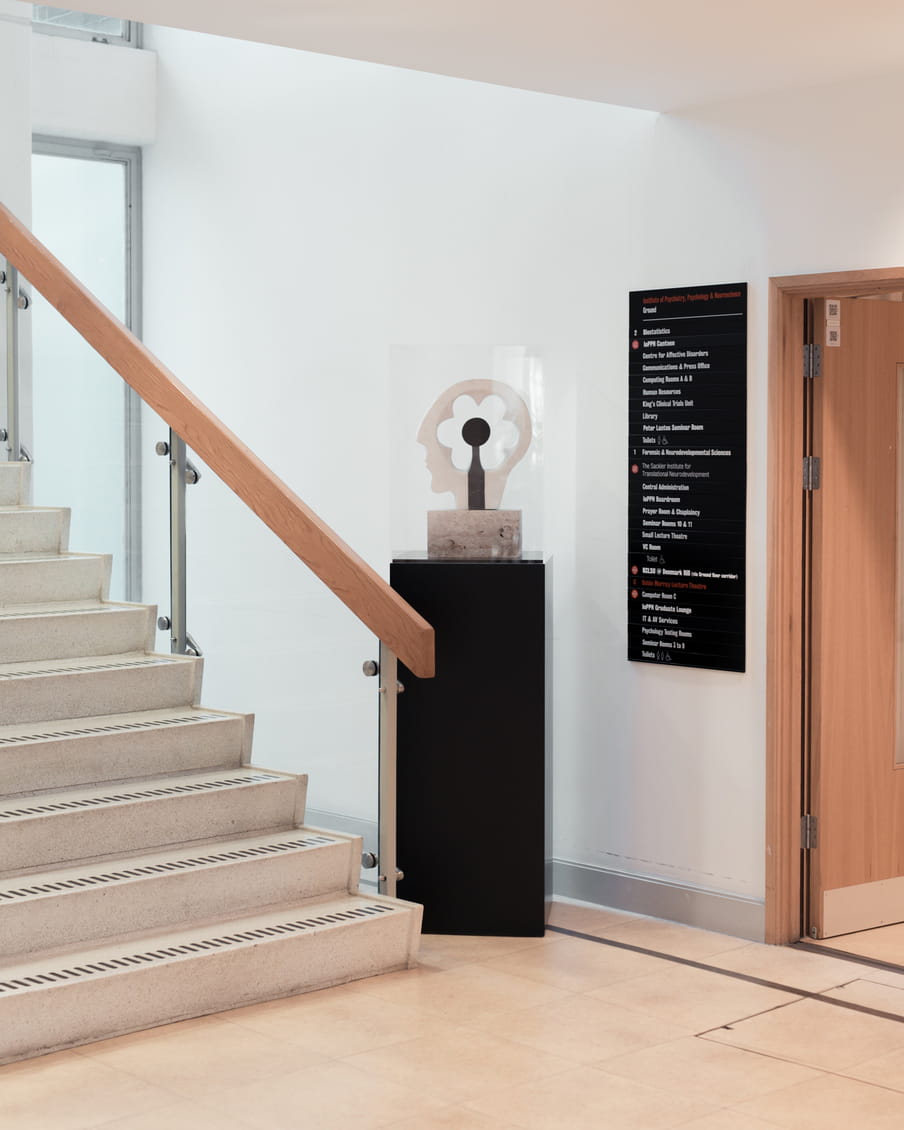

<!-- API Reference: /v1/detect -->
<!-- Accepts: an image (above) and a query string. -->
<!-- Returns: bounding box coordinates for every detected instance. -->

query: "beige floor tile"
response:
[222,978,374,1021]
[465,1064,717,1129]
[345,1026,573,1103]
[546,900,644,935]
[816,922,904,966]
[822,976,904,1017]
[595,915,753,960]
[224,984,451,1056]
[472,993,688,1063]
[705,996,904,1071]
[481,934,667,992]
[736,1072,904,1129]
[846,1045,904,1093]
[0,1053,175,1130]
[673,1112,802,1130]
[196,1060,446,1130]
[706,940,873,992]
[84,1101,256,1129]
[860,969,904,991]
[382,1108,518,1130]
[589,963,800,1033]
[417,932,553,970]
[351,961,572,1022]
[600,1034,821,1105]
[75,1010,327,1099]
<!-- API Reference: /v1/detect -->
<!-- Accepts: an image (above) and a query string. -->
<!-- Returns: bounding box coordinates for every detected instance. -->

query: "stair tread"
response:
[0,598,151,620]
[0,550,101,563]
[0,505,66,514]
[0,650,195,677]
[0,765,296,821]
[0,826,350,903]
[0,704,245,745]
[0,893,411,985]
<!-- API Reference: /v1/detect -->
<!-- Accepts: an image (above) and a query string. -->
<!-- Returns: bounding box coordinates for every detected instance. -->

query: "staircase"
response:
[0,462,422,1065]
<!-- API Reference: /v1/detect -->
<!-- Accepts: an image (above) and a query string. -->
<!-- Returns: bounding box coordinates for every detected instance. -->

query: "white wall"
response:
[0,1,31,215]
[569,67,904,918]
[31,32,156,145]
[0,0,33,455]
[139,26,655,840]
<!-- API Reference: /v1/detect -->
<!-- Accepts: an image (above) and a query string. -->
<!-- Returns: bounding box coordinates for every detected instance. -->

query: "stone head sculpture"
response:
[416,379,532,510]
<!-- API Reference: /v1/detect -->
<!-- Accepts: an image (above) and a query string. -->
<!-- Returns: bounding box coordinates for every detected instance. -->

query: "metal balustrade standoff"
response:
[156,430,201,656]
[2,261,30,463]
[372,645,404,898]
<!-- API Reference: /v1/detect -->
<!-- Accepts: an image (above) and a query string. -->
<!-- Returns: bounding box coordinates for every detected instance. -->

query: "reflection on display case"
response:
[390,346,544,559]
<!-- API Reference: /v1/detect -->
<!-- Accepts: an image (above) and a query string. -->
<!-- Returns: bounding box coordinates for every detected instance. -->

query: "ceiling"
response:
[27,0,904,112]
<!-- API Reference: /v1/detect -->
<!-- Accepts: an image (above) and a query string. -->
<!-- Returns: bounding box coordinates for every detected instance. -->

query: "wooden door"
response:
[809,297,904,938]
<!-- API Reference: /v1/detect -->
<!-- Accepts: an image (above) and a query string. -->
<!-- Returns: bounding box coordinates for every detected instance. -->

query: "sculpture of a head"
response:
[416,379,532,509]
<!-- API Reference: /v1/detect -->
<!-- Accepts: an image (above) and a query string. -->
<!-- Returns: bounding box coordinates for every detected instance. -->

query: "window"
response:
[31,137,143,600]
[31,6,140,47]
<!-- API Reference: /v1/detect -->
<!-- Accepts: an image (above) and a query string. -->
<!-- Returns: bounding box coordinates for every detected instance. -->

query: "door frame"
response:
[767,266,904,943]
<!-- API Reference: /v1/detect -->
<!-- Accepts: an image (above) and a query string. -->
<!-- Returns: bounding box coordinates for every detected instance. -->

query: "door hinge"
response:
[803,456,821,491]
[801,813,818,850]
[803,343,822,378]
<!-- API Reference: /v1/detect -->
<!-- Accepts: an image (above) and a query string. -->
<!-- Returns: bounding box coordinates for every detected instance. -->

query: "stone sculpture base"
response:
[427,509,521,559]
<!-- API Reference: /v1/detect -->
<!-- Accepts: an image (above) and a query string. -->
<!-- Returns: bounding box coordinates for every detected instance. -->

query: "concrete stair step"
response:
[0,506,69,554]
[0,600,155,662]
[0,827,361,960]
[0,892,422,1064]
[0,767,305,873]
[0,706,252,796]
[0,462,30,506]
[0,551,110,606]
[0,463,424,1061]
[0,651,202,724]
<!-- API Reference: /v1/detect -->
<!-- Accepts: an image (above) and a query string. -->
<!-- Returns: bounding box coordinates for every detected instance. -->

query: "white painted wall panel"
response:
[31,32,156,145]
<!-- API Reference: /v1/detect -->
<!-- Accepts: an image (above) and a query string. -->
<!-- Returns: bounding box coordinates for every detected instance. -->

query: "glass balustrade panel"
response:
[141,448,381,879]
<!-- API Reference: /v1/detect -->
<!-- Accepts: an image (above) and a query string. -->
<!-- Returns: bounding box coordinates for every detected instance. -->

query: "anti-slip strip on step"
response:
[0,834,340,901]
[0,771,284,820]
[0,658,173,680]
[0,713,224,747]
[0,904,396,994]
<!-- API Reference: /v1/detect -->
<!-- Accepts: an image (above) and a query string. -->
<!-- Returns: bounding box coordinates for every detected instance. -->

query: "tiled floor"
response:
[6,901,904,1129]
[815,921,904,966]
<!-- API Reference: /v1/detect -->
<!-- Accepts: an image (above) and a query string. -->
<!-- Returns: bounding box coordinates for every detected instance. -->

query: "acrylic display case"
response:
[390,345,545,559]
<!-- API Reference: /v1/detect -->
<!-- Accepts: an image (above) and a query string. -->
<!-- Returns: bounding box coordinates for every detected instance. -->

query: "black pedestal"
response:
[391,556,546,936]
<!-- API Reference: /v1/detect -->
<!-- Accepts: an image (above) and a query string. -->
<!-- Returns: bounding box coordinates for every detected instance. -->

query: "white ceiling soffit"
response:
[28,0,904,112]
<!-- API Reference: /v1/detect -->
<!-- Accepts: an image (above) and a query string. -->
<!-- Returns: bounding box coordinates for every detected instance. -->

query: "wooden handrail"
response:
[0,202,434,678]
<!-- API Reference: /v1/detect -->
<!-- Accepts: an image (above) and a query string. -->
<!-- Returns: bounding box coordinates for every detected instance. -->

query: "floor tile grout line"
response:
[695,995,811,1038]
[696,1031,904,1105]
[547,924,904,1025]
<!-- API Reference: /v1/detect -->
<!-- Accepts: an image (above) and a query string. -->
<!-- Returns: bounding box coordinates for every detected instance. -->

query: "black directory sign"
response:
[628,282,747,672]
